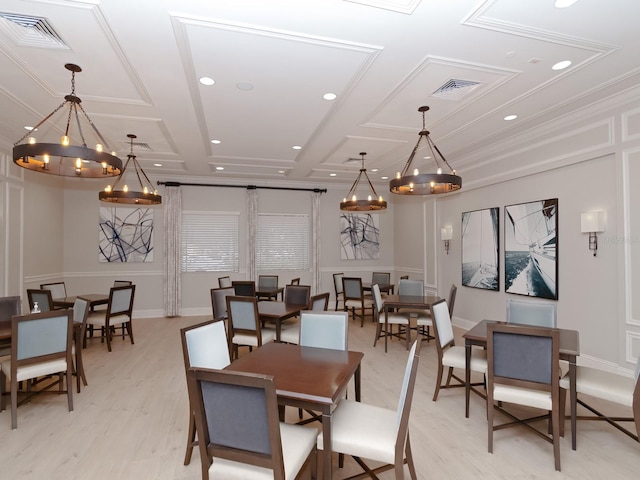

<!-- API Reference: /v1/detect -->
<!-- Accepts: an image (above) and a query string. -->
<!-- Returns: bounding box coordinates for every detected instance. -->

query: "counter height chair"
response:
[218,276,232,288]
[27,289,54,313]
[333,272,345,311]
[232,280,256,297]
[187,368,318,480]
[487,323,563,471]
[180,319,231,466]
[85,285,135,352]
[226,295,276,359]
[40,282,67,301]
[372,283,411,353]
[343,277,374,327]
[559,355,640,443]
[317,339,421,480]
[431,299,487,402]
[0,310,74,430]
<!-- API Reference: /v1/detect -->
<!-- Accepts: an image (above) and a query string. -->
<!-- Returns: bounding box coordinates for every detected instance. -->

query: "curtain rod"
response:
[157,180,326,194]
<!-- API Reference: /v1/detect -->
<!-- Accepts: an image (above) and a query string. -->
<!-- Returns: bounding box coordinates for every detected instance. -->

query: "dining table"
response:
[225,342,363,480]
[463,319,580,450]
[362,282,395,295]
[381,293,441,351]
[257,300,304,342]
[255,286,284,301]
[52,293,109,311]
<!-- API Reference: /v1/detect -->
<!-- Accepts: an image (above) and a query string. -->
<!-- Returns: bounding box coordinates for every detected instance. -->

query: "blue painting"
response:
[340,213,380,260]
[99,207,154,262]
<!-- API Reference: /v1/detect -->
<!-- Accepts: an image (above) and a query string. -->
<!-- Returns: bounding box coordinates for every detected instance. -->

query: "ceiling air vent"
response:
[129,141,152,152]
[0,13,68,49]
[431,79,481,100]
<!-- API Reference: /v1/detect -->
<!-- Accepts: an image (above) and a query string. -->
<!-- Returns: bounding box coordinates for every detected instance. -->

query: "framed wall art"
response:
[339,212,380,260]
[461,207,499,291]
[99,207,154,262]
[504,198,558,300]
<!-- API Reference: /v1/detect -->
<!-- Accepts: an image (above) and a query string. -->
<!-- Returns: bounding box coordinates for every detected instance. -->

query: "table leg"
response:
[570,356,577,450]
[322,413,332,480]
[384,308,389,353]
[354,364,361,402]
[275,320,281,343]
[465,341,471,418]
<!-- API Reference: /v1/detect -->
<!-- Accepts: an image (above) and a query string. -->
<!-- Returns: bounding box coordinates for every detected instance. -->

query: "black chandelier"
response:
[99,134,161,205]
[340,152,387,211]
[389,106,461,195]
[13,64,122,178]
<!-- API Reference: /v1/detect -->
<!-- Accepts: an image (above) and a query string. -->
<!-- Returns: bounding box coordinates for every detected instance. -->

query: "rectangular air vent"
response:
[0,13,68,49]
[432,79,481,100]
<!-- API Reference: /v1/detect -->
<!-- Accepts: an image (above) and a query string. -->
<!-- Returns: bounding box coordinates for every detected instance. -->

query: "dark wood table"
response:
[52,293,109,310]
[257,300,304,342]
[226,342,363,480]
[362,282,395,294]
[256,286,284,301]
[381,294,441,352]
[463,319,580,450]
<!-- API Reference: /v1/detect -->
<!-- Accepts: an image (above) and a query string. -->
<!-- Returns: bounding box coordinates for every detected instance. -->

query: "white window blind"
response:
[257,213,309,270]
[182,211,239,272]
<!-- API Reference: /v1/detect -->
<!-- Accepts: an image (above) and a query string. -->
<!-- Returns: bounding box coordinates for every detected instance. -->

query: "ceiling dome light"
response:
[389,106,461,196]
[323,93,337,100]
[552,60,572,70]
[340,152,387,212]
[504,114,518,121]
[199,76,215,86]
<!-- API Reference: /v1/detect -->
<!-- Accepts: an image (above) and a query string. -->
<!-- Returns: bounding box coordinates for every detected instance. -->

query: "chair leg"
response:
[487,391,494,454]
[552,402,561,471]
[432,362,444,401]
[11,377,18,429]
[373,321,382,347]
[405,434,417,480]
[126,321,135,345]
[0,370,5,412]
[66,368,74,413]
[184,411,196,465]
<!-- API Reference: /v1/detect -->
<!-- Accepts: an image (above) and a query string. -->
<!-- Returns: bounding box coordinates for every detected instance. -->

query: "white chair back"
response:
[432,299,454,348]
[73,297,90,324]
[507,298,556,328]
[398,279,424,296]
[372,283,383,314]
[396,340,420,425]
[299,311,348,350]
[184,320,230,369]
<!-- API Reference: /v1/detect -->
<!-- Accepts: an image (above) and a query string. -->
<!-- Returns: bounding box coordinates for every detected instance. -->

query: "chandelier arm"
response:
[133,160,146,189]
[71,102,89,147]
[399,133,425,177]
[345,171,364,198]
[110,157,131,189]
[135,158,156,188]
[427,135,455,173]
[363,171,380,197]
[76,102,112,151]
[13,101,67,146]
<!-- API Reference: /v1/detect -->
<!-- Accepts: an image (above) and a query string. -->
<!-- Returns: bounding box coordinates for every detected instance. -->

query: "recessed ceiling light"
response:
[329,173,337,177]
[504,114,518,121]
[552,60,572,71]
[323,93,337,101]
[423,156,431,160]
[216,166,224,171]
[371,168,379,172]
[236,82,254,91]
[211,139,221,144]
[554,0,579,8]
[199,76,215,86]
[24,125,34,131]
[381,176,388,180]
[153,163,163,167]
[292,145,302,150]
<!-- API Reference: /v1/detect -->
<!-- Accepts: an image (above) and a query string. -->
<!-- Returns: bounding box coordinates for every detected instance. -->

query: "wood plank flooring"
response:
[1,314,638,479]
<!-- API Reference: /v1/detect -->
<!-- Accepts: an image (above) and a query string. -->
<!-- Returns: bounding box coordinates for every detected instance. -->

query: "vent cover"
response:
[0,13,68,49]
[129,141,152,151]
[343,157,362,164]
[432,79,481,100]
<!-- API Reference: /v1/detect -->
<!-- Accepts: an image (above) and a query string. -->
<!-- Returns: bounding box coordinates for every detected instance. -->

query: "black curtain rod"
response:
[157,180,326,194]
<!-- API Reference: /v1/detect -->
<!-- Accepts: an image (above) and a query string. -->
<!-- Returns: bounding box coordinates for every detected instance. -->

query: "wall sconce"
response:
[580,211,605,256]
[441,226,453,254]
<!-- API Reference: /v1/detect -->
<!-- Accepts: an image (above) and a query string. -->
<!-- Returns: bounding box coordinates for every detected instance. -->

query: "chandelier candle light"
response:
[339,152,387,211]
[99,134,161,205]
[13,64,122,178]
[389,106,461,195]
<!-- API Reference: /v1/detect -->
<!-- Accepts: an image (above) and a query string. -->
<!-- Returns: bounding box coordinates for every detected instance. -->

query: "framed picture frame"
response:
[461,207,499,291]
[504,198,558,299]
[339,213,380,260]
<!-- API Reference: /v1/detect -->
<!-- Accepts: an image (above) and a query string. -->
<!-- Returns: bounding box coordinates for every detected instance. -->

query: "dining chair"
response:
[0,296,21,361]
[414,284,457,343]
[113,280,132,287]
[559,354,640,443]
[85,285,136,352]
[431,298,487,402]
[27,289,54,312]
[277,285,312,344]
[187,367,318,480]
[218,276,232,288]
[210,287,234,322]
[71,296,91,393]
[333,272,345,311]
[309,292,330,311]
[487,322,563,471]
[342,276,374,327]
[372,283,411,352]
[0,310,74,430]
[40,281,67,300]
[317,339,421,479]
[289,277,300,285]
[372,271,391,294]
[226,295,276,359]
[257,275,279,300]
[232,280,256,297]
[180,319,231,466]
[507,297,557,328]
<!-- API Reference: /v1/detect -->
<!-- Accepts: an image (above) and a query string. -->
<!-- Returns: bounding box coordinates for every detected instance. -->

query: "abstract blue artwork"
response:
[99,207,154,262]
[339,213,380,260]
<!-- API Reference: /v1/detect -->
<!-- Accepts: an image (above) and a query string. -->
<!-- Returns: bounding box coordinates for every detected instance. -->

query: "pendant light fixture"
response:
[13,63,122,178]
[389,106,461,195]
[339,152,387,211]
[99,134,162,205]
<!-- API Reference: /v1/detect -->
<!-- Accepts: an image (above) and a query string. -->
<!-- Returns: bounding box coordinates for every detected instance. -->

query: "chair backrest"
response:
[400,275,409,280]
[284,284,311,307]
[488,323,559,392]
[232,280,256,297]
[342,277,364,300]
[396,340,422,434]
[226,295,265,345]
[398,279,424,296]
[431,299,455,351]
[187,368,286,479]
[289,277,301,285]
[27,289,54,312]
[218,276,232,288]
[40,282,67,299]
[299,311,349,350]
[210,287,234,321]
[181,319,231,372]
[113,280,132,287]
[106,285,135,318]
[448,284,458,316]
[372,283,384,316]
[309,292,330,311]
[0,296,21,329]
[11,310,73,368]
[333,273,344,295]
[73,296,91,339]
[372,272,391,288]
[507,298,557,328]
[258,275,278,289]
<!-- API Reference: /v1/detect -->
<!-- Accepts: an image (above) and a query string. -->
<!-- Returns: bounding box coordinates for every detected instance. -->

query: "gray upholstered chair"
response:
[506,297,557,328]
[187,368,318,480]
[210,287,234,322]
[309,292,330,312]
[0,310,74,429]
[431,299,487,402]
[372,271,391,294]
[226,295,276,359]
[342,277,374,327]
[487,322,563,471]
[113,280,132,287]
[86,285,135,352]
[289,277,300,285]
[40,282,67,300]
[218,276,232,288]
[372,283,411,352]
[27,289,54,312]
[180,319,231,465]
[317,340,421,479]
[283,284,311,308]
[232,280,256,297]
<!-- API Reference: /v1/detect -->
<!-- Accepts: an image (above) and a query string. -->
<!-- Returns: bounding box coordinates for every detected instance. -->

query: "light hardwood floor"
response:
[1,313,638,479]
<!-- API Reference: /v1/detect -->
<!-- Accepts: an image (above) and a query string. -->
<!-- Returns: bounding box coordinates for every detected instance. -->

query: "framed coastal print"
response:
[504,198,558,300]
[99,207,154,263]
[339,212,380,260]
[461,207,499,291]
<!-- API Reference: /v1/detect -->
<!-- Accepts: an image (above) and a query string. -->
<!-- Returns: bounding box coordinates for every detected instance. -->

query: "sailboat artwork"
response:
[505,198,558,300]
[461,207,499,291]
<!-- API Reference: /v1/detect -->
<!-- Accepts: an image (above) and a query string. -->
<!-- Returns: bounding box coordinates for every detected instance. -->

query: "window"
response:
[257,213,309,270]
[182,211,239,272]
